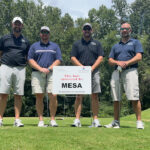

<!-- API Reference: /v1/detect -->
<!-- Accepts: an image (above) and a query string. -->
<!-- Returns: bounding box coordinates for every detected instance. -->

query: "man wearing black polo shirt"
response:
[0,17,30,127]
[71,23,104,127]
[28,26,62,127]
[104,23,144,129]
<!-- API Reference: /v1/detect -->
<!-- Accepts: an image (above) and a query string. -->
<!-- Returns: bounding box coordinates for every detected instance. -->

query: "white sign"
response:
[52,66,91,94]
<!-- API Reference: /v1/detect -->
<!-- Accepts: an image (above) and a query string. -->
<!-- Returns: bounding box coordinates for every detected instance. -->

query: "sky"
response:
[35,0,135,20]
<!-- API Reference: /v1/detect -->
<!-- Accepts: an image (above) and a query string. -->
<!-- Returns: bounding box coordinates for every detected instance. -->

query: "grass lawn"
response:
[0,109,150,150]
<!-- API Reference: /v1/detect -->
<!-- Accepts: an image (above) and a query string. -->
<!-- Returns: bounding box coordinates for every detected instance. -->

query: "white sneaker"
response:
[14,119,24,127]
[104,120,120,128]
[136,120,144,129]
[90,119,102,128]
[38,121,48,127]
[0,119,3,127]
[50,120,58,127]
[71,119,81,127]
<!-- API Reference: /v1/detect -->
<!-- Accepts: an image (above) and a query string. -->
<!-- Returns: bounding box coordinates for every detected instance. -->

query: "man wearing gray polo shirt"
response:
[104,23,144,129]
[71,23,104,127]
[0,17,30,127]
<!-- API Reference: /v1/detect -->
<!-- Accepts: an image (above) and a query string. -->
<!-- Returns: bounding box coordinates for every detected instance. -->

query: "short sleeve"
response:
[109,46,115,58]
[27,44,35,60]
[71,42,78,57]
[134,40,144,54]
[0,37,4,51]
[97,42,104,56]
[55,45,62,61]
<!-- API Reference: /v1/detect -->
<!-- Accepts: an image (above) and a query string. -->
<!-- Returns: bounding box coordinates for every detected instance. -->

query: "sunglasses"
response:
[120,28,130,31]
[41,30,49,34]
[83,26,92,31]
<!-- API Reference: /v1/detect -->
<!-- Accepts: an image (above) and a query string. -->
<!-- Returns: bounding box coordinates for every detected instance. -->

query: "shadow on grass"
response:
[24,124,37,127]
[3,124,13,127]
[4,123,37,127]
[120,125,134,128]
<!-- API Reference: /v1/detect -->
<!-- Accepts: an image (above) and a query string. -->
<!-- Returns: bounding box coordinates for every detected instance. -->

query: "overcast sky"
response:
[35,0,135,20]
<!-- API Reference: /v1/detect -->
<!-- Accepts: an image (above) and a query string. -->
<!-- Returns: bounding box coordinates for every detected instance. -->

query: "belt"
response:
[123,66,136,70]
[115,66,136,71]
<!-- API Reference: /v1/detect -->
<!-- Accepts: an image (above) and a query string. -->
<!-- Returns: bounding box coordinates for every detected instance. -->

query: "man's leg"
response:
[90,93,102,127]
[132,100,141,120]
[104,101,120,128]
[13,95,24,127]
[132,100,144,129]
[48,93,57,120]
[75,95,83,119]
[0,94,8,119]
[36,94,44,121]
[71,95,83,127]
[14,95,23,119]
[114,101,120,121]
[91,93,99,119]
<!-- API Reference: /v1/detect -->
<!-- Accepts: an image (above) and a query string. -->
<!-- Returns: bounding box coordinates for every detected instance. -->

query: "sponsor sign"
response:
[52,66,91,94]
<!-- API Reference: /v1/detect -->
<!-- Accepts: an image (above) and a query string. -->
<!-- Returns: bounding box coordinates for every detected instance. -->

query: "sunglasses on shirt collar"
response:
[41,30,50,34]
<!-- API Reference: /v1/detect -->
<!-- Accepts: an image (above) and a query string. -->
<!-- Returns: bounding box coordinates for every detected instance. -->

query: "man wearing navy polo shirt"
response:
[71,23,104,127]
[104,23,144,129]
[28,26,62,127]
[0,17,30,127]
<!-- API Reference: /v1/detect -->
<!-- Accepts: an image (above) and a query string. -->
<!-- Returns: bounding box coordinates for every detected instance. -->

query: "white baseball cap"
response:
[83,23,92,29]
[41,26,50,32]
[12,17,23,24]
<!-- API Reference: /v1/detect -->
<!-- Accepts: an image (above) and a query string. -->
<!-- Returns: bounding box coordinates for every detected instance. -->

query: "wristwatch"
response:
[48,68,52,72]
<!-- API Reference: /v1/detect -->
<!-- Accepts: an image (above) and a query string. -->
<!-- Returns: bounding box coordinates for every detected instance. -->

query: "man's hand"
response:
[39,68,49,74]
[117,61,128,69]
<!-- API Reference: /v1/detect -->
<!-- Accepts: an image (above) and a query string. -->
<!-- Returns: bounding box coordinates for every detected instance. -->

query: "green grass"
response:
[0,109,150,150]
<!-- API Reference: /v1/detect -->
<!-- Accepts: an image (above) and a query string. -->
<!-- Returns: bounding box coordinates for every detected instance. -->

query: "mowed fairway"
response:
[0,109,150,150]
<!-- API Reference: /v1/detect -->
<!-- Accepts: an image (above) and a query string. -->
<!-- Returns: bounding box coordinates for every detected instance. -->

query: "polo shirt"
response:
[109,38,143,68]
[71,38,104,68]
[28,41,62,71]
[0,33,30,66]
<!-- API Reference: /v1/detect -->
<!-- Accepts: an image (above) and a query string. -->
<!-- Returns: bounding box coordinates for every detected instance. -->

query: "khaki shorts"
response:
[110,68,139,101]
[0,64,26,95]
[92,71,101,93]
[31,71,53,94]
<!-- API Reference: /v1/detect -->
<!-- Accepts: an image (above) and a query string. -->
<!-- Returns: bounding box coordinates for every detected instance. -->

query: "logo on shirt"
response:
[127,42,133,46]
[90,42,96,45]
[36,50,56,53]
[22,39,25,43]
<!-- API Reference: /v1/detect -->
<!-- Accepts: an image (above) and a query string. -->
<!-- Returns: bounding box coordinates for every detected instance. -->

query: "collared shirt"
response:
[109,38,144,68]
[0,33,30,66]
[71,38,104,68]
[28,41,62,71]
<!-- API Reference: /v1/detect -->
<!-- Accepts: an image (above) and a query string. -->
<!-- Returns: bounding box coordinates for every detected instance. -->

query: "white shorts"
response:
[31,71,53,94]
[0,64,26,95]
[110,68,139,101]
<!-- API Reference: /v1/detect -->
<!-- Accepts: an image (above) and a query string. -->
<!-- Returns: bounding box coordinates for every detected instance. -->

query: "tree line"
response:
[0,0,150,117]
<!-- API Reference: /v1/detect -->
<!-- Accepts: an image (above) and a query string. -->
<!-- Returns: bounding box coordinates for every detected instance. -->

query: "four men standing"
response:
[0,17,144,129]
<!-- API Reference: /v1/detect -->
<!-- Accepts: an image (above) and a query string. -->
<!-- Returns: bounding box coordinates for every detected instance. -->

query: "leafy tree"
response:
[130,0,150,35]
[112,0,130,24]
[88,5,118,38]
